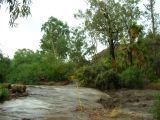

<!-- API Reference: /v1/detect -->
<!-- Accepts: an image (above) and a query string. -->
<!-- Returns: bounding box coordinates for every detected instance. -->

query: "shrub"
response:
[0,53,11,83]
[0,85,9,101]
[120,66,144,89]
[53,61,75,81]
[144,59,160,82]
[76,65,97,87]
[152,59,160,77]
[7,51,76,84]
[150,93,160,120]
[95,69,121,90]
[7,63,39,84]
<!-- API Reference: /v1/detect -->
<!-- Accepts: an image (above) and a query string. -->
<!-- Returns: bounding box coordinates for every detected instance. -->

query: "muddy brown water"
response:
[0,85,109,120]
[0,85,157,120]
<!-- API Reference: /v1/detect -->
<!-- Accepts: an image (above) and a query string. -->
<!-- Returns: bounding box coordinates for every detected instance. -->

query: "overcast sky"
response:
[0,0,160,58]
[0,0,87,58]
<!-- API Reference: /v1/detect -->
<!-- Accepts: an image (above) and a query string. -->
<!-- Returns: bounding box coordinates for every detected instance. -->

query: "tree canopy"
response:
[40,16,70,59]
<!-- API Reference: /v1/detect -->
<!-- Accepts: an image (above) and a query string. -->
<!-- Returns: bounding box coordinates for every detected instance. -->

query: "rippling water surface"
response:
[0,85,107,120]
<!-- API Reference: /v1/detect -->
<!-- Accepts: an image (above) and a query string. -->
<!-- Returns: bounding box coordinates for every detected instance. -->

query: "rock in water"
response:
[11,84,26,93]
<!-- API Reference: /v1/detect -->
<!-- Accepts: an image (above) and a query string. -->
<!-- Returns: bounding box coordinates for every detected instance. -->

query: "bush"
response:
[143,59,160,82]
[150,93,160,120]
[0,53,11,83]
[76,65,97,87]
[53,61,75,81]
[7,63,40,84]
[95,69,121,90]
[76,64,121,90]
[152,59,160,77]
[0,85,9,101]
[7,51,76,84]
[120,66,144,89]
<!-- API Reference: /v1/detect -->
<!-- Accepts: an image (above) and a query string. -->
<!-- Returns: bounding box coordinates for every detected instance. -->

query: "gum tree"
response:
[40,16,70,59]
[75,0,123,67]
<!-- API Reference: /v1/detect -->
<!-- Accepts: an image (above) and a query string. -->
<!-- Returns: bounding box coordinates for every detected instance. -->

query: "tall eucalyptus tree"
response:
[75,0,123,67]
[40,16,70,59]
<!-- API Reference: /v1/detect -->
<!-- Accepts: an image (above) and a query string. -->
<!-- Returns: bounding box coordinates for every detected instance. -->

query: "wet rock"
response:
[97,94,120,108]
[22,118,31,120]
[11,84,26,93]
[2,83,11,89]
[99,94,111,102]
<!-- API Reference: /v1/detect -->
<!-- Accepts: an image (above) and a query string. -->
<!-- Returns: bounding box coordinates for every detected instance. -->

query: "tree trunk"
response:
[109,39,116,68]
[144,0,156,34]
[150,0,155,35]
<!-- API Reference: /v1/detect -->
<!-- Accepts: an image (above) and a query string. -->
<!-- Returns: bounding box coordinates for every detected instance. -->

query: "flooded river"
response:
[0,85,109,120]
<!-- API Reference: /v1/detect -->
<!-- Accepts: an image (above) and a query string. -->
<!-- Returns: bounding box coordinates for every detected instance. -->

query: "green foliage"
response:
[150,93,160,120]
[75,0,143,63]
[7,49,75,84]
[142,33,160,80]
[0,85,9,101]
[95,69,121,90]
[36,54,75,82]
[76,63,121,90]
[70,27,95,66]
[53,61,75,81]
[0,52,11,83]
[75,0,124,62]
[76,65,97,87]
[40,16,70,59]
[13,49,34,65]
[0,0,160,92]
[7,63,39,84]
[152,59,160,77]
[120,66,144,89]
[7,49,40,84]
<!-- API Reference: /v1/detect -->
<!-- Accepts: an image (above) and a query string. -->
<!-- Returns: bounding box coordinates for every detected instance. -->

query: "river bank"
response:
[80,89,159,120]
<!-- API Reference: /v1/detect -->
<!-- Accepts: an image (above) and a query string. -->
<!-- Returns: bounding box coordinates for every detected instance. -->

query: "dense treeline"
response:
[0,16,94,85]
[0,0,159,89]
[74,0,160,90]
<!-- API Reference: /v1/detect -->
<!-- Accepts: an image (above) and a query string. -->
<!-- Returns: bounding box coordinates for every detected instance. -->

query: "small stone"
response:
[22,118,31,120]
